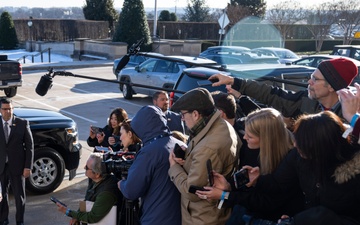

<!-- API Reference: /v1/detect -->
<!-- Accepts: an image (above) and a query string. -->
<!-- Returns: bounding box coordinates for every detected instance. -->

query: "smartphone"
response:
[50,196,67,207]
[94,146,110,153]
[173,143,185,159]
[206,159,214,186]
[233,168,249,189]
[197,80,213,87]
[188,185,207,194]
[91,126,104,134]
[112,135,120,143]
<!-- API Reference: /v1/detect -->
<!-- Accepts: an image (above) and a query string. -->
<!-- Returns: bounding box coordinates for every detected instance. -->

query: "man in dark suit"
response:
[0,98,34,225]
[153,91,185,134]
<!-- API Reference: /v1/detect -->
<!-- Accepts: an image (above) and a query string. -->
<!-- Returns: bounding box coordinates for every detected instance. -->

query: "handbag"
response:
[79,200,117,225]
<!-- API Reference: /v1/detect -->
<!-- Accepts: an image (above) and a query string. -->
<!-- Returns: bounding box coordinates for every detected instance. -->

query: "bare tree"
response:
[226,3,252,26]
[265,0,306,47]
[306,2,339,52]
[333,0,360,45]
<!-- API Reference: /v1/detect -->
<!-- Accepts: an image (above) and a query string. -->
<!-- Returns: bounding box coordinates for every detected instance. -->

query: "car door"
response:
[130,59,157,95]
[146,60,174,95]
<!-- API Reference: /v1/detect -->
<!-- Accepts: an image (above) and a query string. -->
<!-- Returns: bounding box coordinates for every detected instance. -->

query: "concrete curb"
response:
[21,60,113,71]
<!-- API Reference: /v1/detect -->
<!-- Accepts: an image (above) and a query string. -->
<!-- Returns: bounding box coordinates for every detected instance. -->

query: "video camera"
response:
[101,151,136,179]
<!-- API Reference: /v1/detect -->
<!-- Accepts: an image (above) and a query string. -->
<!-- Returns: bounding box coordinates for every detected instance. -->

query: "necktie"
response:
[4,122,9,143]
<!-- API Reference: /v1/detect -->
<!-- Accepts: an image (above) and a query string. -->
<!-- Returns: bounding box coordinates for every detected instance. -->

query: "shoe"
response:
[16,223,24,225]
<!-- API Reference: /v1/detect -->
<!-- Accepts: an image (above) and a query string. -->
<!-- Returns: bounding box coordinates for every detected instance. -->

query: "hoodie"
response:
[120,105,182,225]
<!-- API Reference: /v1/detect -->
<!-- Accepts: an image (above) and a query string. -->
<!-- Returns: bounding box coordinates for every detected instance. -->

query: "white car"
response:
[251,47,300,64]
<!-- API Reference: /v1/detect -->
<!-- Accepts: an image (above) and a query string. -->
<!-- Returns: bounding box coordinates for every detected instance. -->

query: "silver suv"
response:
[117,56,217,99]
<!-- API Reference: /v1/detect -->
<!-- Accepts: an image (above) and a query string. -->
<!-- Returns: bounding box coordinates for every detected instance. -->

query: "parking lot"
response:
[6,65,152,224]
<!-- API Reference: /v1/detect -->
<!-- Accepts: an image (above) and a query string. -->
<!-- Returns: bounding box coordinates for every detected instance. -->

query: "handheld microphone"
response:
[35,74,53,96]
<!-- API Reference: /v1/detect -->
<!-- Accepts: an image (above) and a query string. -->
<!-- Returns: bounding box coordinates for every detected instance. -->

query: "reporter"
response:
[87,108,128,151]
[250,110,360,224]
[119,119,141,153]
[210,58,358,121]
[196,108,303,223]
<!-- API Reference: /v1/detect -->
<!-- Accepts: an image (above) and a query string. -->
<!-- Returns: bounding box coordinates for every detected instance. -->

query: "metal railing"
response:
[17,48,52,64]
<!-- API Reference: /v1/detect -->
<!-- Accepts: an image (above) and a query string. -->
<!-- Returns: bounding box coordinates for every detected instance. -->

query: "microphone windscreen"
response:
[36,74,53,96]
[115,54,130,73]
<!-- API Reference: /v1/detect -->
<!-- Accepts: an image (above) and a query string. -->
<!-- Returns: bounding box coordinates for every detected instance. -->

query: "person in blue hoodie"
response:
[118,105,183,225]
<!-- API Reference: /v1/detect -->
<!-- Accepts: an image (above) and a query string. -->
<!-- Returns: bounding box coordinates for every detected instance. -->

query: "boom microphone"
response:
[114,38,145,72]
[115,54,130,72]
[36,74,53,96]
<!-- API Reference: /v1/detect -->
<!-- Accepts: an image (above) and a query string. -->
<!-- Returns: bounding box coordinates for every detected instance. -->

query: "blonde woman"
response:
[196,108,304,224]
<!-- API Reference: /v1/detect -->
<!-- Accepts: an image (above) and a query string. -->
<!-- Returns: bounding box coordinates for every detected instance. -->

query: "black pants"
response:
[0,164,26,223]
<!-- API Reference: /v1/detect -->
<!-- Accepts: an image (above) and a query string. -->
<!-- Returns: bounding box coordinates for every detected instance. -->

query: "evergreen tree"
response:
[170,13,178,21]
[83,0,118,33]
[182,0,211,22]
[230,0,266,18]
[0,11,18,50]
[112,0,152,51]
[159,10,171,21]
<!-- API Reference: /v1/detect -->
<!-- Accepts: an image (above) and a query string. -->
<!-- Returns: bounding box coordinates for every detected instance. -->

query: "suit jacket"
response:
[165,110,185,134]
[0,116,34,176]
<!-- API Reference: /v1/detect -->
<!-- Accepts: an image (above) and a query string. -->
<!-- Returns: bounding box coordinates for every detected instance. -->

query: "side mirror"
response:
[135,65,140,72]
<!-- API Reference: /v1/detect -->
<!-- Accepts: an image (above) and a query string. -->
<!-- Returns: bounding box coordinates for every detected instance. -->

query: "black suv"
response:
[13,107,82,194]
[170,64,314,106]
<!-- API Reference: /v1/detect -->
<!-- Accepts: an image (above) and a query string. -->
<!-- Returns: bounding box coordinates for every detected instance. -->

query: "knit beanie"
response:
[317,58,358,91]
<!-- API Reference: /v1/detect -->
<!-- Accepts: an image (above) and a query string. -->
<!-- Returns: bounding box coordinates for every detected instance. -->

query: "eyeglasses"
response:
[85,165,92,171]
[180,111,191,118]
[310,74,325,82]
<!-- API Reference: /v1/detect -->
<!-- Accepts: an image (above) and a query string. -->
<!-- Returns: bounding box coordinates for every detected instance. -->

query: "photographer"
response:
[55,153,122,225]
[87,108,128,152]
[118,105,182,225]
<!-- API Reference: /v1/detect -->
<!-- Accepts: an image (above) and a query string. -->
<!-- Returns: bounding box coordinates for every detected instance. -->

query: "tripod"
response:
[118,197,140,225]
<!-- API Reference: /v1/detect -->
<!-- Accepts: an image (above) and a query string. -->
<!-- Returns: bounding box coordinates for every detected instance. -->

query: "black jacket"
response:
[87,125,121,151]
[257,149,360,224]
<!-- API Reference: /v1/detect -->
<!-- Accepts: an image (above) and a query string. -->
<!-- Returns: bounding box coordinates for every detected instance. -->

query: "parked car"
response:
[199,46,280,65]
[170,64,315,106]
[12,107,82,194]
[117,56,217,99]
[330,45,360,61]
[251,47,300,64]
[112,52,164,78]
[292,55,360,84]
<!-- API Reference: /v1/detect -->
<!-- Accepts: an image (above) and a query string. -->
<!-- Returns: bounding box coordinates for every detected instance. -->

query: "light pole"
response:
[27,18,33,52]
[153,0,158,39]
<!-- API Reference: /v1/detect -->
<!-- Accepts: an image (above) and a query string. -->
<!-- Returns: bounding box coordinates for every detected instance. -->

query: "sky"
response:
[0,0,292,10]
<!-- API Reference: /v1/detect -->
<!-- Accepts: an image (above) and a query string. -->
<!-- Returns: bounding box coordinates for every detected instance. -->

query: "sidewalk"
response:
[21,59,113,71]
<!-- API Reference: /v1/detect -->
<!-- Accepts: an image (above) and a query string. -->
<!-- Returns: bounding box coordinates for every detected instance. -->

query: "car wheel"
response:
[122,83,133,99]
[26,147,65,194]
[4,87,17,97]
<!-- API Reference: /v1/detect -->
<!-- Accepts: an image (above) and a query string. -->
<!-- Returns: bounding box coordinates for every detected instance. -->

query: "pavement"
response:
[21,59,114,71]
